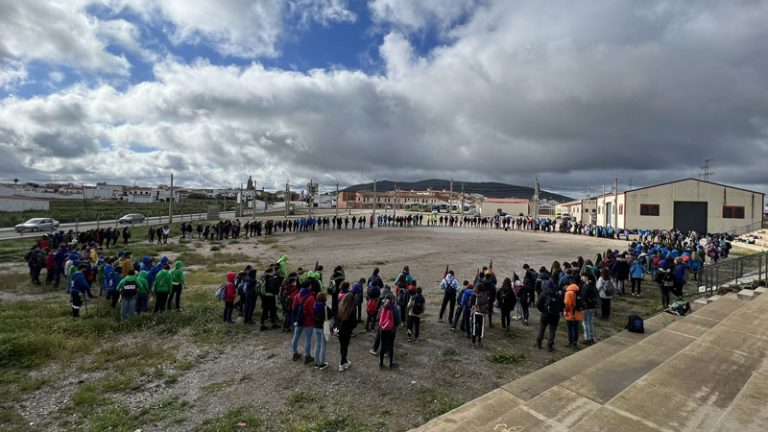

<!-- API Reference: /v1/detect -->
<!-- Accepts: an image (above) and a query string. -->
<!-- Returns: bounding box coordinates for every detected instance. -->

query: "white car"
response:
[15,218,60,233]
[118,213,146,224]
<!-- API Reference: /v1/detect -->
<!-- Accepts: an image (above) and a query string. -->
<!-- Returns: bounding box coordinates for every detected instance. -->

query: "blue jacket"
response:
[69,271,89,294]
[461,288,474,308]
[630,261,645,279]
[674,264,688,284]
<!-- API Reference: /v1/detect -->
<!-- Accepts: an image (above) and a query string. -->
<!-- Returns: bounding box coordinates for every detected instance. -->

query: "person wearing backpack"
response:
[365,278,382,332]
[581,273,599,345]
[469,282,489,348]
[336,294,357,371]
[629,258,645,298]
[312,293,332,370]
[563,284,584,348]
[498,277,517,331]
[439,270,460,325]
[351,278,365,323]
[116,269,141,321]
[451,280,470,332]
[377,294,401,369]
[406,287,425,343]
[329,265,345,317]
[259,266,280,330]
[597,268,615,319]
[535,279,563,352]
[69,264,90,318]
[222,272,237,323]
[656,261,674,308]
[460,282,475,337]
[290,287,316,364]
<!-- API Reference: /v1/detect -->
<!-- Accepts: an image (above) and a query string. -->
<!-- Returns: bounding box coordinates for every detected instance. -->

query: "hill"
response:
[343,179,572,202]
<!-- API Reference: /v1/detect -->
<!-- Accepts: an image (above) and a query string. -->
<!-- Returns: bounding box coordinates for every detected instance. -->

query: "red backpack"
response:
[366,299,378,315]
[379,306,395,331]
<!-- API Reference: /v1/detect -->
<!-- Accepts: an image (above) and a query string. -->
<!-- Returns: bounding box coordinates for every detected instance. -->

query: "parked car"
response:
[15,218,59,233]
[118,213,146,224]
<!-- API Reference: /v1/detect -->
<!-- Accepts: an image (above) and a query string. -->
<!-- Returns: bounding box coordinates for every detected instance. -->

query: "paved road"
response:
[0,208,395,241]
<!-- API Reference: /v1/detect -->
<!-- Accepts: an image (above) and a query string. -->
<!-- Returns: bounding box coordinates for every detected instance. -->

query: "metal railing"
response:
[726,221,764,236]
[693,252,768,297]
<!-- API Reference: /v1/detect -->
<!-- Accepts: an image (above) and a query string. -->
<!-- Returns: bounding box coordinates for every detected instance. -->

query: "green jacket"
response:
[137,271,150,295]
[154,270,172,293]
[277,255,288,278]
[117,275,140,295]
[171,261,185,285]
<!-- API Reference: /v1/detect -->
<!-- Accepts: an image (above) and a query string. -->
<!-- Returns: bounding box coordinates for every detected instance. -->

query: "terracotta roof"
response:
[484,198,529,203]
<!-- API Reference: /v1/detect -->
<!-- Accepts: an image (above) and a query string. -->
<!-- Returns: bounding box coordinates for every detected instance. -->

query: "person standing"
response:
[223,272,237,323]
[69,264,90,318]
[168,261,185,311]
[581,273,599,345]
[329,265,345,318]
[438,270,460,325]
[243,269,259,325]
[153,264,172,312]
[116,269,140,321]
[535,279,563,352]
[312,293,332,370]
[469,282,489,348]
[377,294,400,369]
[135,270,150,314]
[291,287,316,364]
[498,277,517,331]
[563,283,584,348]
[336,294,357,371]
[611,254,630,296]
[597,268,615,319]
[629,258,645,298]
[406,287,425,343]
[260,267,280,330]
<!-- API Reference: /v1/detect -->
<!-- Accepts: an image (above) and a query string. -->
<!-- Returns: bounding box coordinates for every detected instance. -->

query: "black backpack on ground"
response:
[626,314,644,333]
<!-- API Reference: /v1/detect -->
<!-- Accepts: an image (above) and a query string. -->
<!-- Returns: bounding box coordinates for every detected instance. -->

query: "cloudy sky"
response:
[0,0,767,196]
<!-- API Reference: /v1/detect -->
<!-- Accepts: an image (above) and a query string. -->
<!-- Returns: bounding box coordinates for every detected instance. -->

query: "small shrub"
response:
[441,348,458,357]
[287,391,317,408]
[487,348,526,365]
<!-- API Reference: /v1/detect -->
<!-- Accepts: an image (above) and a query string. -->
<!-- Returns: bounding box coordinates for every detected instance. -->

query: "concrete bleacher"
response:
[412,290,768,432]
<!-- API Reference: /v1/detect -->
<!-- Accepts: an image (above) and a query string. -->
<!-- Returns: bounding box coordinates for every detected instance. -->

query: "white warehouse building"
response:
[595,178,764,234]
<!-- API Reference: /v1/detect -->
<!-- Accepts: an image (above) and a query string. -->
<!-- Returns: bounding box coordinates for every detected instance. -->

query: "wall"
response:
[624,179,764,233]
[0,197,50,212]
[481,201,529,217]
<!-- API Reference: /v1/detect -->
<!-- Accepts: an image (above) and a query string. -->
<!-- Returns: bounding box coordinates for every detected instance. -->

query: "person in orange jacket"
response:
[563,283,584,349]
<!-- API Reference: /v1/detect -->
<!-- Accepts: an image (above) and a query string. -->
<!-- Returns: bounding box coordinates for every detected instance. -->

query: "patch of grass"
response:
[487,348,526,365]
[0,333,66,369]
[132,395,190,425]
[202,379,234,395]
[90,340,176,373]
[70,382,114,407]
[196,406,263,432]
[210,245,221,252]
[647,299,663,314]
[164,372,182,386]
[441,347,458,357]
[286,391,317,408]
[258,237,278,245]
[417,386,463,419]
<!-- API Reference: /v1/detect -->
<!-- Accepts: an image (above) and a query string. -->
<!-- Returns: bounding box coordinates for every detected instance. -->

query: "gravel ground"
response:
[16,226,649,431]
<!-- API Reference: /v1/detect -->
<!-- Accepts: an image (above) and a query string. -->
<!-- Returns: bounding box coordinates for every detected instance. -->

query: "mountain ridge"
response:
[343,179,572,202]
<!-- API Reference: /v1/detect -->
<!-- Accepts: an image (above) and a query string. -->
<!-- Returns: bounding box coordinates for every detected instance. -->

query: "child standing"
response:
[223,272,237,323]
[406,287,425,342]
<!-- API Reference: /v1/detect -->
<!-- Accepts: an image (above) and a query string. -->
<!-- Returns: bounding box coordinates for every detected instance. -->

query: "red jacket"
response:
[292,290,316,327]
[224,272,237,302]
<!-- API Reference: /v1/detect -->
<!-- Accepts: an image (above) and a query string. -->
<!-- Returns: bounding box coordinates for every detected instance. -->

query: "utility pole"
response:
[335,181,339,218]
[169,173,174,224]
[614,177,618,228]
[460,183,465,215]
[602,183,606,226]
[700,159,715,181]
[82,183,87,210]
[308,179,313,219]
[239,182,243,217]
[393,185,397,218]
[448,179,453,219]
[532,177,540,218]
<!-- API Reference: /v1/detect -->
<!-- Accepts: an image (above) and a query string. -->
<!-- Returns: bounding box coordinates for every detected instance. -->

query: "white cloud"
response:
[369,0,478,33]
[0,61,27,90]
[0,1,131,74]
[1,0,768,193]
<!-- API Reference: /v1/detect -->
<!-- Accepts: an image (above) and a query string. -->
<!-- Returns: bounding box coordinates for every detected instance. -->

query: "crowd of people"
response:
[19,210,738,375]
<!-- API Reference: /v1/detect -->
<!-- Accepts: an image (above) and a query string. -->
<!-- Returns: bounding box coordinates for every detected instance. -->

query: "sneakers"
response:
[389,363,399,369]
[369,349,378,356]
[339,361,352,371]
[304,355,315,365]
[292,353,301,361]
[317,363,329,370]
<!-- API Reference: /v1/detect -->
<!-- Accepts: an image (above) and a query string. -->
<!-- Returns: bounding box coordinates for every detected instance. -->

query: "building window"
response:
[640,204,660,216]
[723,206,745,219]
[619,204,623,215]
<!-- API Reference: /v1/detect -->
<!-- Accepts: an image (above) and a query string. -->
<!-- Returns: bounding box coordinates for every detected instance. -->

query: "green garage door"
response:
[673,201,708,233]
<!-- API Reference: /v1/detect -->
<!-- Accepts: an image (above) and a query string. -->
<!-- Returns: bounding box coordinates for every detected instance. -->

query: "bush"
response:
[487,348,526,365]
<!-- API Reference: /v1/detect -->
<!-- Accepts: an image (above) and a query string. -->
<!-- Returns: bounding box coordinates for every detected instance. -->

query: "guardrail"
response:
[726,221,764,236]
[692,252,768,297]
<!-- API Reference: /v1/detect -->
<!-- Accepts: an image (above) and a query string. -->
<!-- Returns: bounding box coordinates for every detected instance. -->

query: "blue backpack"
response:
[626,314,644,333]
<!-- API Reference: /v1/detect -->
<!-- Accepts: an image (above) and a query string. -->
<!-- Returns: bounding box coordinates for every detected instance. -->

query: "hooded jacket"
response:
[137,271,150,295]
[440,274,460,293]
[564,284,584,321]
[612,257,630,280]
[630,260,645,279]
[224,272,237,302]
[171,261,185,285]
[154,269,172,293]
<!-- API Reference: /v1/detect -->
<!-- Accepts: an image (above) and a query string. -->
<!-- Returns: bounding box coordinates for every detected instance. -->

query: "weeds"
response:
[417,386,463,418]
[487,348,526,365]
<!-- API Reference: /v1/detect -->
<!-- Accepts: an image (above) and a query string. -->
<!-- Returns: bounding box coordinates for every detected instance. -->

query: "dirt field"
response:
[1,226,661,432]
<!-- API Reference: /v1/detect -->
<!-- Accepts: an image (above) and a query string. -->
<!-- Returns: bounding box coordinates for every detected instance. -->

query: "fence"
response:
[693,252,768,297]
[726,221,764,236]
